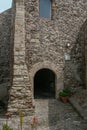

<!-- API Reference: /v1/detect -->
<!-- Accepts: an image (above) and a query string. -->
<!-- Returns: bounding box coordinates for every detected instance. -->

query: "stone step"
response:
[69,89,87,120]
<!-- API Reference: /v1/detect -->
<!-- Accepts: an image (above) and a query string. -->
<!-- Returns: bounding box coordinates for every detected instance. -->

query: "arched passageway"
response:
[34,69,55,99]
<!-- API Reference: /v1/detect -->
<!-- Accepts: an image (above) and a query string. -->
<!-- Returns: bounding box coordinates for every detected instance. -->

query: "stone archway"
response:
[34,68,55,99]
[29,61,64,99]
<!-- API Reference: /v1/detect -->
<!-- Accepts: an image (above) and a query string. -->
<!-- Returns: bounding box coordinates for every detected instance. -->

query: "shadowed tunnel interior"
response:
[34,69,55,99]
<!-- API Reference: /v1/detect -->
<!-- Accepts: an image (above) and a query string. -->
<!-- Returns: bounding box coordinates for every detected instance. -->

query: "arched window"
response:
[40,0,51,18]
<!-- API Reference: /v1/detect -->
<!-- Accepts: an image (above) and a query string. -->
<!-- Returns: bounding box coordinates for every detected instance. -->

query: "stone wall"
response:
[1,0,87,116]
[64,20,87,88]
[0,9,12,84]
[8,0,34,116]
[25,0,87,89]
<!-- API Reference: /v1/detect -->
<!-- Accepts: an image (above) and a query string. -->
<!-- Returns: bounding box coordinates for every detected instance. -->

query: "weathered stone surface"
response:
[25,0,87,89]
[0,0,87,116]
[0,9,12,84]
[8,0,34,116]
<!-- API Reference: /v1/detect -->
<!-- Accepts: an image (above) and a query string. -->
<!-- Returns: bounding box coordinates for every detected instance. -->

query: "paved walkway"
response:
[0,99,85,130]
[35,99,84,130]
[0,95,87,130]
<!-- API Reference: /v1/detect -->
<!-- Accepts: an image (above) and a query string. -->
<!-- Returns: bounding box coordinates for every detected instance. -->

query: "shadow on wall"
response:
[0,9,12,116]
[0,82,10,118]
[63,19,87,89]
[0,9,12,84]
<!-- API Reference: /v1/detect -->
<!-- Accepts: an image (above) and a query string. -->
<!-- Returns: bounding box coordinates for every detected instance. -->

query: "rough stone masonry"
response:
[0,0,87,116]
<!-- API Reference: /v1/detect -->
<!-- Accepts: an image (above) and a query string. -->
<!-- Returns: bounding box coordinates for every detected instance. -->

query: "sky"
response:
[0,0,12,13]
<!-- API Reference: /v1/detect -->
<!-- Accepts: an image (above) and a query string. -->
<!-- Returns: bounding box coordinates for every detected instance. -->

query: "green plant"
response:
[59,88,72,103]
[63,88,72,94]
[2,124,13,130]
[59,91,68,97]
[19,110,23,130]
[59,91,69,103]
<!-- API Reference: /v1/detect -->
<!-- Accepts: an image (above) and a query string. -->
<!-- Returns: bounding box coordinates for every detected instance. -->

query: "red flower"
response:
[33,116,38,124]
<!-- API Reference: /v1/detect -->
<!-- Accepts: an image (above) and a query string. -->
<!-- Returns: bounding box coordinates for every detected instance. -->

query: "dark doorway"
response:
[34,69,55,99]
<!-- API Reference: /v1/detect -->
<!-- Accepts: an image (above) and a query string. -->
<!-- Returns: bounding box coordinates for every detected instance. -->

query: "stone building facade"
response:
[0,0,87,116]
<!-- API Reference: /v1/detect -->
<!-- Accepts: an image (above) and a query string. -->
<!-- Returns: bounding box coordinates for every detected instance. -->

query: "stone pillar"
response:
[8,0,34,116]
